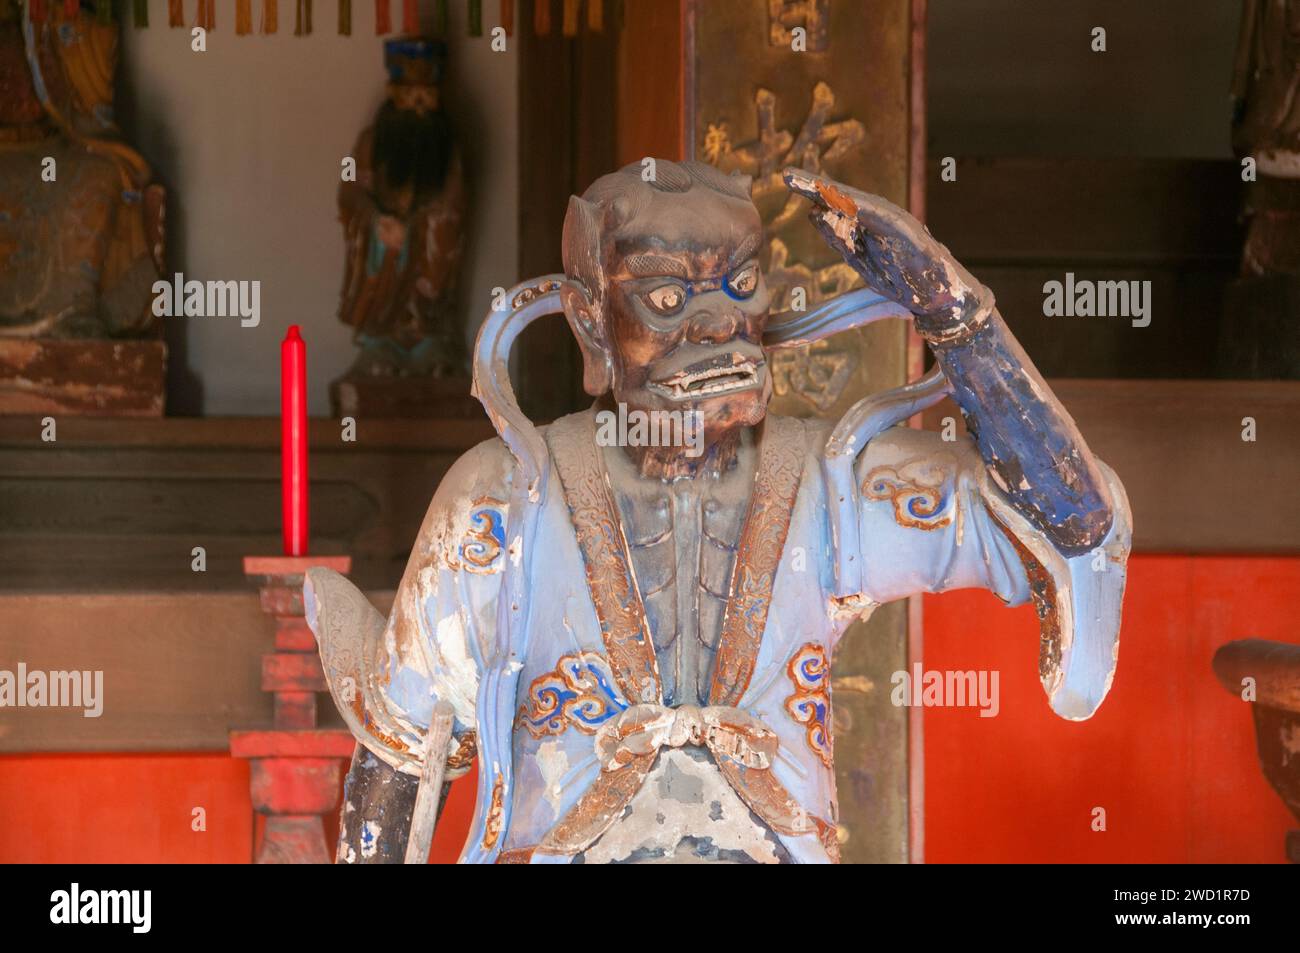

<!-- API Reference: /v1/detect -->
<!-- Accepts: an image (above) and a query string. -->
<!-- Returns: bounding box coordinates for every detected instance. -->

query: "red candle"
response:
[280,325,309,556]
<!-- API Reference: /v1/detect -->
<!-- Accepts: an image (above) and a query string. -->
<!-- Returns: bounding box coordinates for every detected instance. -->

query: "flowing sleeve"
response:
[852,426,1131,720]
[307,437,514,775]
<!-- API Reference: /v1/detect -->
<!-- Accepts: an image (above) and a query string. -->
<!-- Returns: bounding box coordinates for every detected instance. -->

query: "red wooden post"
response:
[233,554,355,864]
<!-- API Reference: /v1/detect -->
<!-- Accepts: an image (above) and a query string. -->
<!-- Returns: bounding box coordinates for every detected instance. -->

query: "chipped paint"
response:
[430,609,478,725]
[832,675,874,695]
[1282,722,1300,758]
[581,749,783,864]
[360,820,381,858]
[535,739,571,812]
[313,164,1131,863]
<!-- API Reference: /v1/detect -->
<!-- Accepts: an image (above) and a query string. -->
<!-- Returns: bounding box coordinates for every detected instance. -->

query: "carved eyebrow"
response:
[729,234,762,268]
[622,254,689,279]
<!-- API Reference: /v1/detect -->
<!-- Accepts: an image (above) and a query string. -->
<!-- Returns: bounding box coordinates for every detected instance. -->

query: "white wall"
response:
[119,2,518,415]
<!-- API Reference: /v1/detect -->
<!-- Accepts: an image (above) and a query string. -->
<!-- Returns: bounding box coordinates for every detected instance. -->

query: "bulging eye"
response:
[727,265,759,298]
[643,283,686,315]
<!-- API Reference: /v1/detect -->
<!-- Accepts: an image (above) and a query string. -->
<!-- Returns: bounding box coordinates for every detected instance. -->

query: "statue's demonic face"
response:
[567,179,773,451]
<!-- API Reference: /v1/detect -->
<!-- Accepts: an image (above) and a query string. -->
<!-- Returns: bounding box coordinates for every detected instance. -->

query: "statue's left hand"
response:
[783,168,991,343]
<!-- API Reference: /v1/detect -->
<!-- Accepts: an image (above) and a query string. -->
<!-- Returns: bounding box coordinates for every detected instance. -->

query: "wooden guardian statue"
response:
[306,160,1131,864]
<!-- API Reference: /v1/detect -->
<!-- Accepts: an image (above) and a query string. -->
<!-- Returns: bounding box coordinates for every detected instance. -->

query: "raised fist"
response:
[783,168,992,344]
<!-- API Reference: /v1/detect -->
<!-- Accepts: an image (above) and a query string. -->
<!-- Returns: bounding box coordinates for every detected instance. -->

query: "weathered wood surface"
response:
[926,379,1300,554]
[0,339,166,417]
[0,416,494,592]
[516,7,618,420]
[929,158,1243,265]
[1212,639,1300,860]
[404,701,456,864]
[330,374,484,419]
[0,590,393,753]
[686,0,916,864]
[927,157,1245,380]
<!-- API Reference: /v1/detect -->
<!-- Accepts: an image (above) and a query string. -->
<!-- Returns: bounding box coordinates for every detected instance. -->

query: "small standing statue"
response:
[333,37,470,416]
[1224,0,1300,376]
[0,1,166,414]
[307,161,1131,864]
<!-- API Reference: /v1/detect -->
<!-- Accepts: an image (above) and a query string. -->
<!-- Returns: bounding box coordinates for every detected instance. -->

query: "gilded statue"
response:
[0,3,163,340]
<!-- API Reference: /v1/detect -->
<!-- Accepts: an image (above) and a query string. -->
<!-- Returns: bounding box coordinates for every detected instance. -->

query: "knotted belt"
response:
[593,703,777,771]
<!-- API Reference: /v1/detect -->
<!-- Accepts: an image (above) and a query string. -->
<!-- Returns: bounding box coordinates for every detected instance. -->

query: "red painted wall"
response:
[1,556,1294,863]
[0,752,477,864]
[0,754,253,863]
[923,555,1298,863]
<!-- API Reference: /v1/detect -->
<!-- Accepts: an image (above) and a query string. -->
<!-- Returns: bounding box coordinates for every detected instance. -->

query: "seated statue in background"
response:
[308,160,1131,864]
[0,3,163,340]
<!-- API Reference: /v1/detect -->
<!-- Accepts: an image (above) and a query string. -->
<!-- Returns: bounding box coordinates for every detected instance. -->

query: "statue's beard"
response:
[373,98,453,211]
[604,364,770,482]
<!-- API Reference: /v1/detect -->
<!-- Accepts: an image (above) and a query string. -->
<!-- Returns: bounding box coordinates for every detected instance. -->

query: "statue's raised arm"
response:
[782,169,1131,720]
[784,169,1114,553]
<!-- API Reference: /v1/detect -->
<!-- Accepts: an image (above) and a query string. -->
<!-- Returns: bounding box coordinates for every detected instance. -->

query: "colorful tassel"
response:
[338,0,350,34]
[133,0,148,26]
[533,0,548,35]
[263,0,277,31]
[499,0,512,36]
[587,0,601,32]
[196,0,214,30]
[375,0,389,34]
[63,0,77,19]
[236,0,251,32]
[561,0,576,36]
[168,0,182,25]
[30,0,48,24]
[294,0,310,34]
[468,0,480,36]
[400,0,415,32]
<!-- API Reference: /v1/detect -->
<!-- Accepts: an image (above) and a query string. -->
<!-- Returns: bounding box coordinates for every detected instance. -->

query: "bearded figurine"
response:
[0,2,164,341]
[335,37,467,409]
[1224,0,1300,376]
[306,160,1131,864]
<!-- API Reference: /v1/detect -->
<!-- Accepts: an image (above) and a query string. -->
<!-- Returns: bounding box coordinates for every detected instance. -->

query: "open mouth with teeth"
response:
[648,354,764,401]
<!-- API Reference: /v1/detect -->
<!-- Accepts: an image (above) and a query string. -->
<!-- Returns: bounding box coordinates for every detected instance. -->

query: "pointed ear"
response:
[562,195,607,301]
[560,279,613,396]
[561,195,613,396]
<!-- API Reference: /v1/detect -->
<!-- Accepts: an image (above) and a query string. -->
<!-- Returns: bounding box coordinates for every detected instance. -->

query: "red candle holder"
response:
[231,554,355,864]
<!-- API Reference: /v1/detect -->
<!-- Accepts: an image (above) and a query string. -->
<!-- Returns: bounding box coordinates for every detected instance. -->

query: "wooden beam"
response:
[617,0,685,163]
[925,379,1300,554]
[0,415,495,451]
[0,417,491,592]
[928,157,1244,266]
[0,591,395,754]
